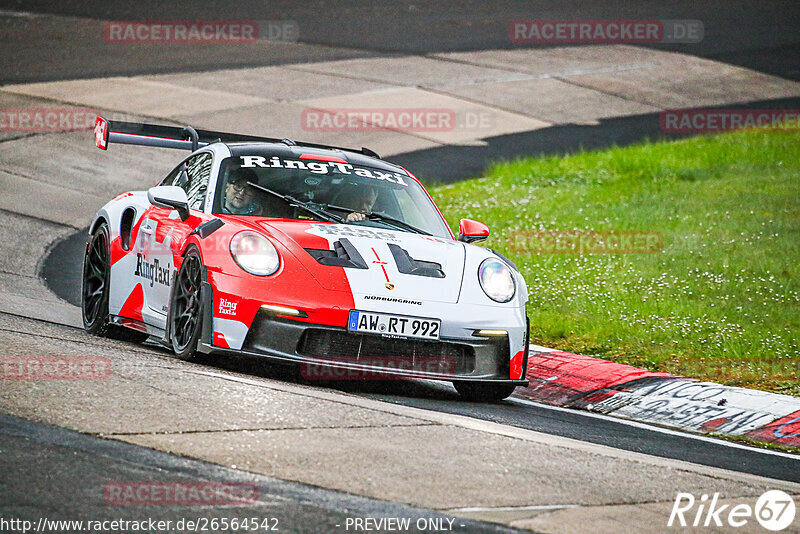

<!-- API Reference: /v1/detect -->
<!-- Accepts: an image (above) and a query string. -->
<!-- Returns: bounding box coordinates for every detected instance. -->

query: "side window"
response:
[159,153,213,211]
[159,163,184,187]
[185,153,212,210]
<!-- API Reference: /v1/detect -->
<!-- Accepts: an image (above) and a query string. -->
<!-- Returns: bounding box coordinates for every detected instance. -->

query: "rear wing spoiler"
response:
[92,116,380,158]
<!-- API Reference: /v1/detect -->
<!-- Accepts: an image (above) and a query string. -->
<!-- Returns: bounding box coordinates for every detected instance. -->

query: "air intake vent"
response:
[305,238,367,269]
[297,329,476,374]
[388,244,445,278]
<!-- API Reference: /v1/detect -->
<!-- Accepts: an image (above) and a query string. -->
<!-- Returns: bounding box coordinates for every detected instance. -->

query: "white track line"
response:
[191,366,799,460]
[508,396,800,461]
[188,369,800,489]
[447,504,577,513]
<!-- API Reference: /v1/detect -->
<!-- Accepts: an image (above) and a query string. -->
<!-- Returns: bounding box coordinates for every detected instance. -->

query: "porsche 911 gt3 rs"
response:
[83,117,529,401]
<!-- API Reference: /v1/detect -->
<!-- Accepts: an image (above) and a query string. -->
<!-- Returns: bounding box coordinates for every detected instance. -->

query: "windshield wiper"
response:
[364,211,431,235]
[246,182,344,223]
[245,185,427,234]
[318,204,433,235]
[322,203,430,235]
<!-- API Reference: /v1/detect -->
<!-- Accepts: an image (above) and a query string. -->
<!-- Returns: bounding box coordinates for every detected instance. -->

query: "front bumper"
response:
[200,306,528,384]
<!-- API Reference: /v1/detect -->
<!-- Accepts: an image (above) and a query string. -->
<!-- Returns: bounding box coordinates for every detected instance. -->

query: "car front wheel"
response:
[169,247,204,360]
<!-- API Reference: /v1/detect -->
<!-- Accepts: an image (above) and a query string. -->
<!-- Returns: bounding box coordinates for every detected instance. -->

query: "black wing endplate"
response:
[93,116,380,158]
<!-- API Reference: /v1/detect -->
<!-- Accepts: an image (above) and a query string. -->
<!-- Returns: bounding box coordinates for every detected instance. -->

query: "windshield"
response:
[213,154,452,238]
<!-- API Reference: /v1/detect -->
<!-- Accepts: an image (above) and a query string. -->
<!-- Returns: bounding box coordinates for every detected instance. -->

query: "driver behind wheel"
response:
[223,168,263,215]
[338,184,379,222]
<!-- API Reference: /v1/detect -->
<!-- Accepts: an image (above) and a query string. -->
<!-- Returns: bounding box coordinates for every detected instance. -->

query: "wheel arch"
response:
[89,215,111,236]
[178,235,206,270]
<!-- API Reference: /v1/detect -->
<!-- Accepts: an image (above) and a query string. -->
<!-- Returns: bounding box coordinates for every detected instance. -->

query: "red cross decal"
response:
[371,247,391,283]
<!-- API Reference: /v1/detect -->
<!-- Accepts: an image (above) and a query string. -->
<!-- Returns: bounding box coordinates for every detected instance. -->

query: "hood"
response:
[259,220,466,304]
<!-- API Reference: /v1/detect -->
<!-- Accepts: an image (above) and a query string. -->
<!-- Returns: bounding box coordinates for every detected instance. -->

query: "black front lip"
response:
[196,281,528,385]
[198,340,528,384]
[198,323,524,386]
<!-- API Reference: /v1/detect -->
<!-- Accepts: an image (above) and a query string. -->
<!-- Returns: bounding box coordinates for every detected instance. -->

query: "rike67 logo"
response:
[669,490,796,531]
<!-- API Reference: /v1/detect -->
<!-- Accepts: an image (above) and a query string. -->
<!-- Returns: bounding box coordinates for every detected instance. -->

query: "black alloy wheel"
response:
[170,248,204,359]
[82,223,148,342]
[82,224,112,334]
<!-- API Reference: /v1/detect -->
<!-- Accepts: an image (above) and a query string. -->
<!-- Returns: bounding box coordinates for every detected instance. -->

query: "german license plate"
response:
[347,310,440,340]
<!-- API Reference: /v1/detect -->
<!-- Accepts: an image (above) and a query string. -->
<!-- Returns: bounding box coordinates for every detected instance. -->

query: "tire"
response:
[453,381,517,402]
[169,247,204,360]
[81,223,148,342]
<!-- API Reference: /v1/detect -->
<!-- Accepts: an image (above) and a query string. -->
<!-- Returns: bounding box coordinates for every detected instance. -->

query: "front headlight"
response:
[478,258,515,303]
[230,231,280,276]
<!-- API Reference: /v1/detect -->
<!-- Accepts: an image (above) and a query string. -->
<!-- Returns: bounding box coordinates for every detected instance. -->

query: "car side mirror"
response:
[147,186,190,221]
[458,218,490,243]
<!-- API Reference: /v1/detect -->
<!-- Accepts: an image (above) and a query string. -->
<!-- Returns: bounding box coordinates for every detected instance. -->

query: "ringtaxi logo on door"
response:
[668,490,796,531]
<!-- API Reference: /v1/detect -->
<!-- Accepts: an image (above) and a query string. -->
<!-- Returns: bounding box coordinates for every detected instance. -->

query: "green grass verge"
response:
[430,129,800,395]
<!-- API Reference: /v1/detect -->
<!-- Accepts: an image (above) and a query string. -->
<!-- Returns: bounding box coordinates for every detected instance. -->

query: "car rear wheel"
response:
[169,247,204,360]
[453,381,517,402]
[81,223,148,342]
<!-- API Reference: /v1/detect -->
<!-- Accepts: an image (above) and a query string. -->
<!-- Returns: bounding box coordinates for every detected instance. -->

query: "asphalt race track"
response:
[2,1,800,181]
[2,2,800,532]
[30,232,800,484]
[0,413,517,533]
[1,0,799,81]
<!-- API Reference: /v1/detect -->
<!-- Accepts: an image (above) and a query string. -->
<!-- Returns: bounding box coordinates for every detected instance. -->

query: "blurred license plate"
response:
[347,311,440,340]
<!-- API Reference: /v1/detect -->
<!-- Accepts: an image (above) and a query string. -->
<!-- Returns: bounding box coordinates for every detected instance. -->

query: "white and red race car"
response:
[83,117,529,401]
